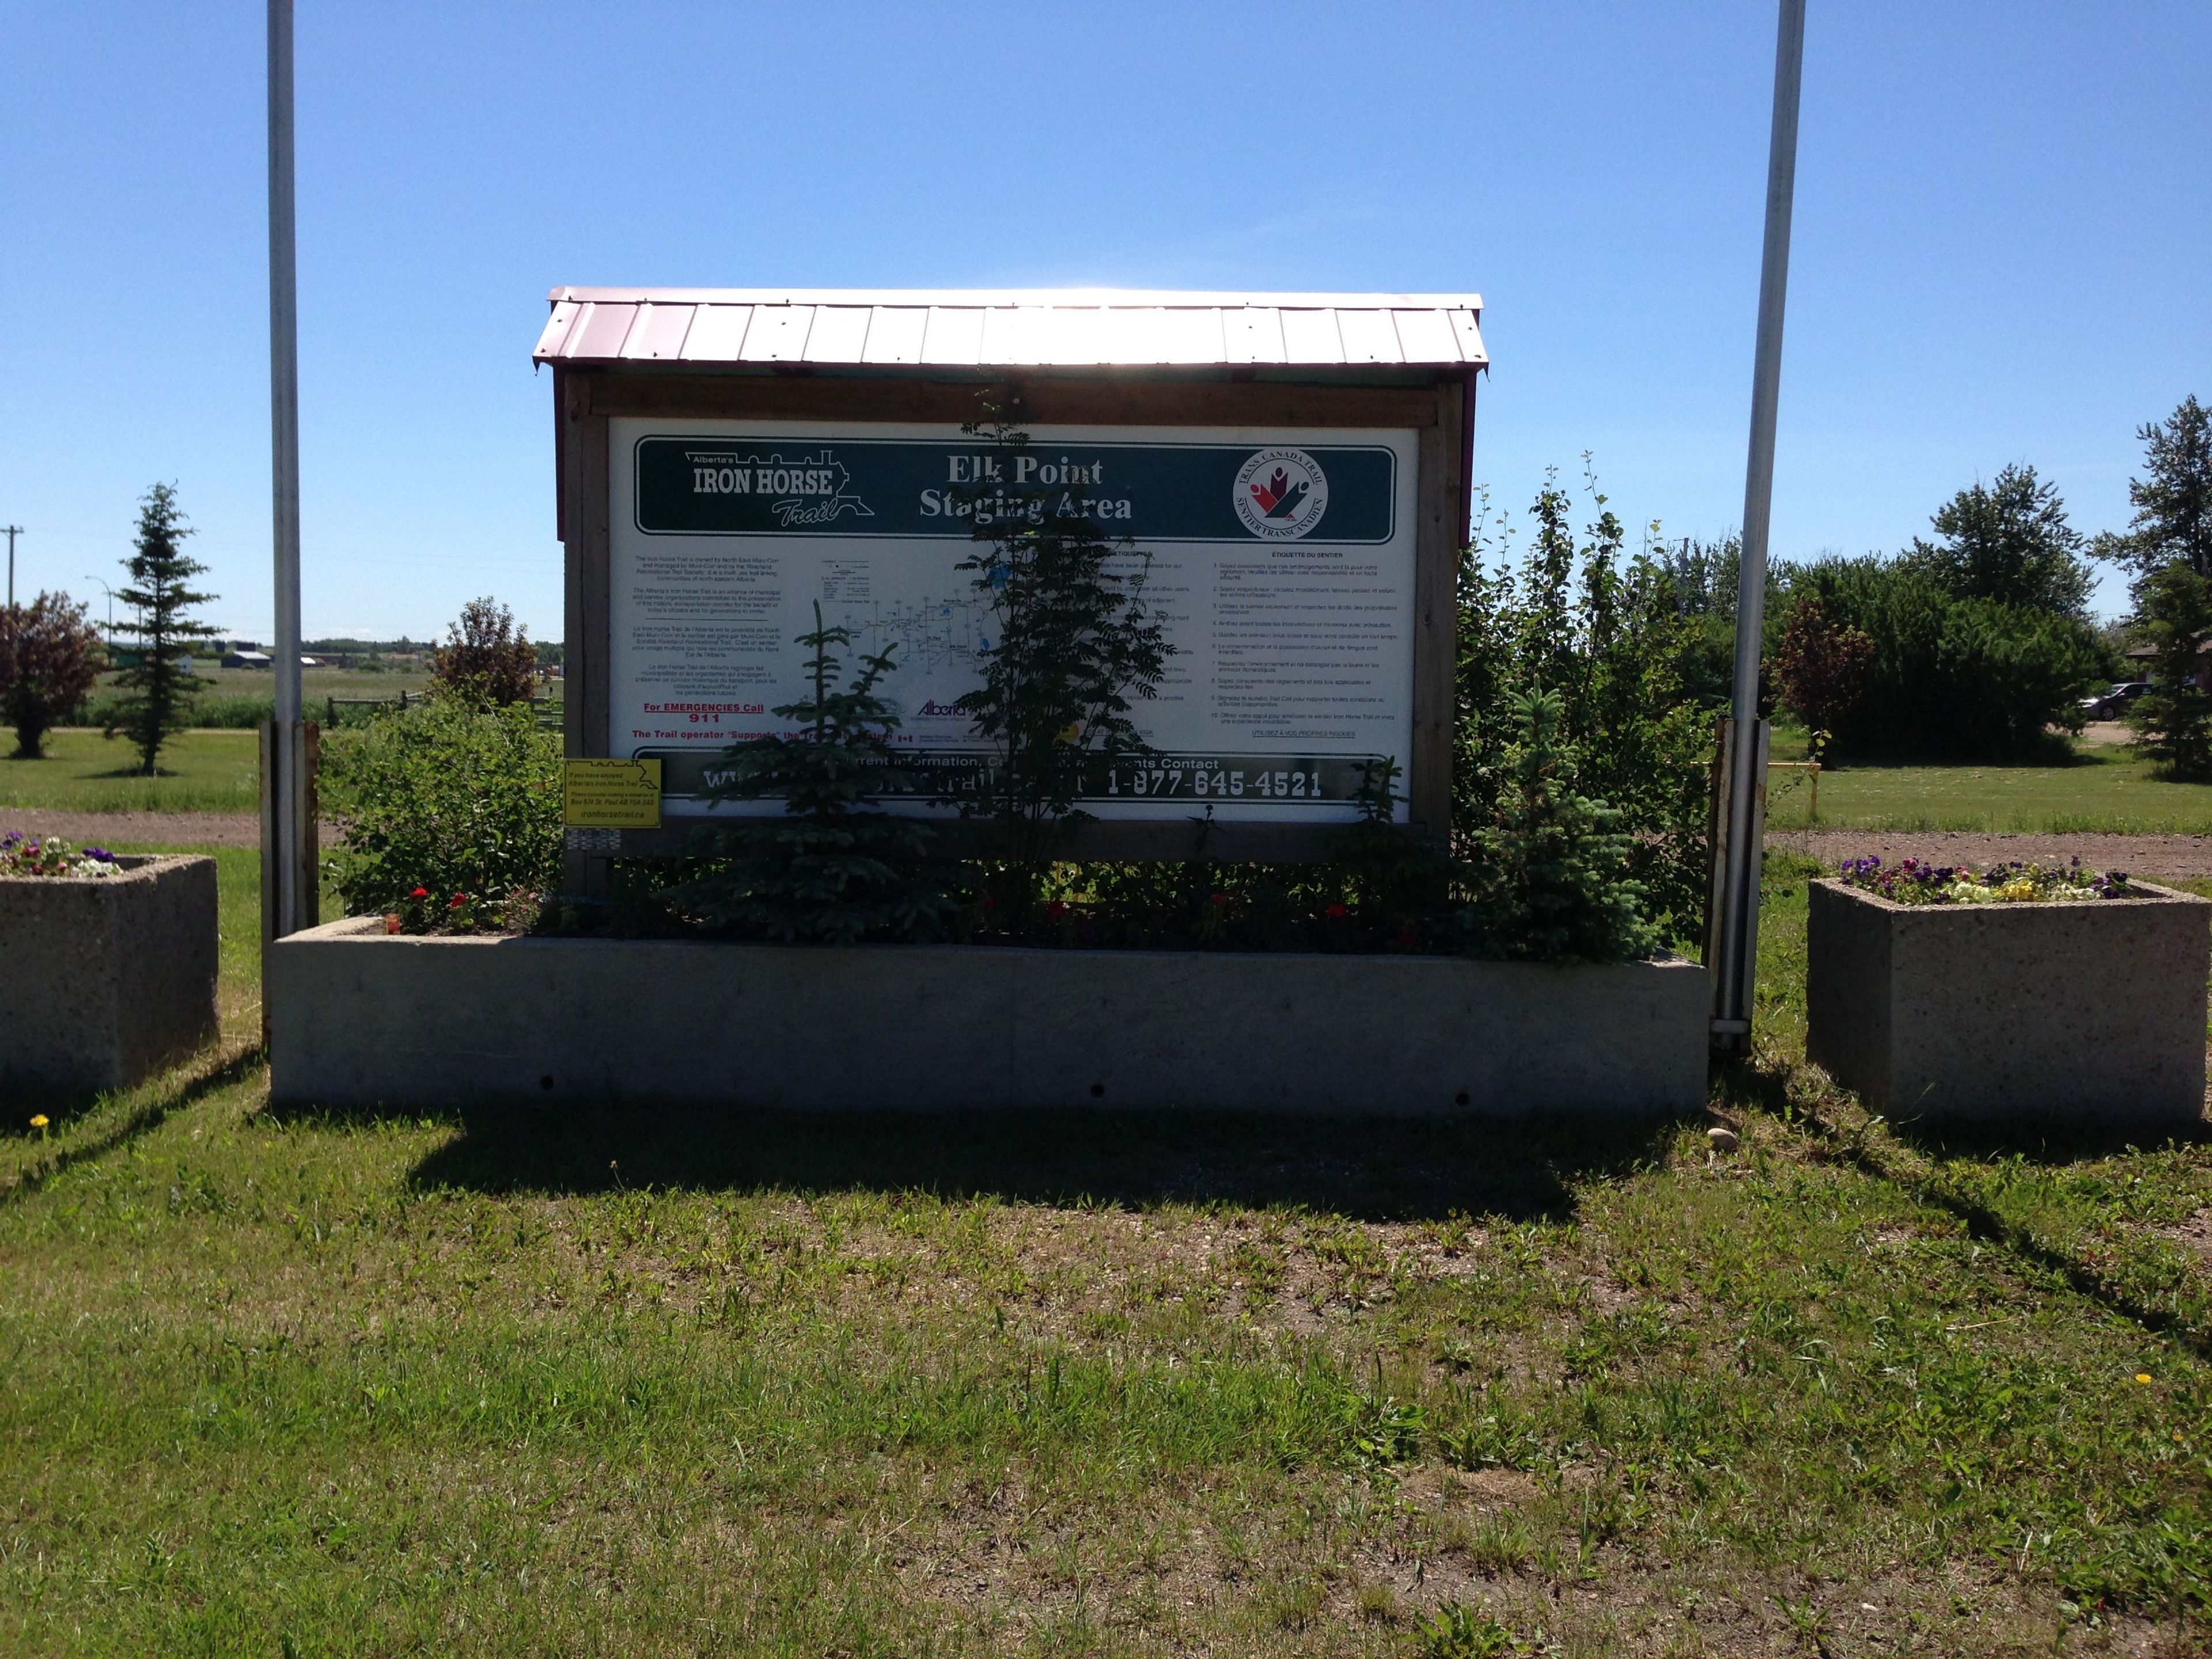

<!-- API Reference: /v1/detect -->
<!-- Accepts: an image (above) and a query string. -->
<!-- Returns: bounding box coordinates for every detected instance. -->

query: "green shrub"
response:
[1783,557,2113,762]
[1456,476,1713,946]
[321,695,562,916]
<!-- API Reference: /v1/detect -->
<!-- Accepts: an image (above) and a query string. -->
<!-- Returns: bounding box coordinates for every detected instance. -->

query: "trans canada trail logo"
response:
[1232,448,1329,540]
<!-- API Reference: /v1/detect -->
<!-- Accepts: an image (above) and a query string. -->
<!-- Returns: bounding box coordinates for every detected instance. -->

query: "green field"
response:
[1764,738,2212,834]
[3,853,2210,1653]
[0,728,260,814]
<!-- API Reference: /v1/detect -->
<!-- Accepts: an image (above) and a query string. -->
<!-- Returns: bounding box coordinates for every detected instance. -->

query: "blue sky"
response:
[2,1,2206,641]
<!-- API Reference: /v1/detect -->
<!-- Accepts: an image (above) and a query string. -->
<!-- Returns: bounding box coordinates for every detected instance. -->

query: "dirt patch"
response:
[1770,828,2212,881]
[2161,1209,2212,1270]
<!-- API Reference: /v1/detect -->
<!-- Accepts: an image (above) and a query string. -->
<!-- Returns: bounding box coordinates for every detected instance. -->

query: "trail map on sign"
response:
[607,419,1419,822]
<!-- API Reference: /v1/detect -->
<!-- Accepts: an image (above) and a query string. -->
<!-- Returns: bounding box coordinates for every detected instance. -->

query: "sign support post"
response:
[262,0,315,1020]
[1711,0,1807,1055]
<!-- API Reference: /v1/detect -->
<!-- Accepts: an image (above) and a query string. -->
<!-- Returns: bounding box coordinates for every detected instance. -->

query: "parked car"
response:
[2080,681,2153,720]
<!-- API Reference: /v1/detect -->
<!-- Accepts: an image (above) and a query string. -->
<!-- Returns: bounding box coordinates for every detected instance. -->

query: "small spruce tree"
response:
[107,483,218,775]
[947,414,1169,915]
[663,604,959,943]
[0,592,104,758]
[1457,690,1660,962]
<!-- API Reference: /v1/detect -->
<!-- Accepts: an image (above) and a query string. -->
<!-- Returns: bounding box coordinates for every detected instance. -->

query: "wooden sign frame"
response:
[554,367,1473,887]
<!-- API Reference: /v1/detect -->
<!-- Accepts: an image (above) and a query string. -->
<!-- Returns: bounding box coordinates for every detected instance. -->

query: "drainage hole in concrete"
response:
[1089,1082,1105,1099]
[540,1075,555,1091]
[1455,1090,1471,1107]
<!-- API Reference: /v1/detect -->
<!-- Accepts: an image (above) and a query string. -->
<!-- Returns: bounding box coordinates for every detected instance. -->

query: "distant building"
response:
[224,650,273,669]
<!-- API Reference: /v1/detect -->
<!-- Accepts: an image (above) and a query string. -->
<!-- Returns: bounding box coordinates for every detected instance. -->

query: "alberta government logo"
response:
[1232,448,1329,540]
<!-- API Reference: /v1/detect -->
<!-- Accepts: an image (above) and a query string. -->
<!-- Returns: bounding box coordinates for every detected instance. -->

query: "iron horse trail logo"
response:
[684,448,875,528]
[1232,448,1330,540]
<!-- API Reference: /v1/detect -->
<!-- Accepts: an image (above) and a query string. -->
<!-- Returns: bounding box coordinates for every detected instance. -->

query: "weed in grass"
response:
[1414,1600,1520,1657]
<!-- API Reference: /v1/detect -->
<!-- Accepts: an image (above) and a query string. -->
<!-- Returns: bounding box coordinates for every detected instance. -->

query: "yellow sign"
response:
[563,758,663,827]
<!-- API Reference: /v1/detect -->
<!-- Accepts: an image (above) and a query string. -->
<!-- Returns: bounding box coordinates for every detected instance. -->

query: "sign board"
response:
[606,421,1418,824]
[562,757,662,827]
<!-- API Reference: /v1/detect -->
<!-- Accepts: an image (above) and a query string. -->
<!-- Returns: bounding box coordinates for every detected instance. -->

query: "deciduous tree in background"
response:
[1771,597,1874,762]
[431,597,540,707]
[1907,463,2093,618]
[0,592,104,758]
[107,483,217,776]
[2094,395,2212,581]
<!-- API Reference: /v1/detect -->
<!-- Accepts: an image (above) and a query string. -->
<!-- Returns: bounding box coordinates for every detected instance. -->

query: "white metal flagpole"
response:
[264,0,310,967]
[1711,0,1807,1053]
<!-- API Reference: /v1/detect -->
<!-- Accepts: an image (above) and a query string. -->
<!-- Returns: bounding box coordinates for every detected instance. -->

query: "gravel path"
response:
[0,811,276,848]
[1769,828,2212,881]
[13,811,2212,881]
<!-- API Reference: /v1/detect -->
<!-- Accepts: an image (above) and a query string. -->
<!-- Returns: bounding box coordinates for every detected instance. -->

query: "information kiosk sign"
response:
[536,288,1485,868]
[611,421,1417,824]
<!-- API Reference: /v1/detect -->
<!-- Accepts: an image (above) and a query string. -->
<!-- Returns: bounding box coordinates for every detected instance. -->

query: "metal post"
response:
[3,525,21,608]
[1711,0,1807,1053]
[263,0,314,983]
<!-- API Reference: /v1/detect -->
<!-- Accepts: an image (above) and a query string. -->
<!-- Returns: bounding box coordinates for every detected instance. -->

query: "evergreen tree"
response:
[1457,690,1660,962]
[947,414,1168,914]
[664,604,959,943]
[2126,563,2212,781]
[1906,463,2092,617]
[2094,395,2212,581]
[107,483,218,775]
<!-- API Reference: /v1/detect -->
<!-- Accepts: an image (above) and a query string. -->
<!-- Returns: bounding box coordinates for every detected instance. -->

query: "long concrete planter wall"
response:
[0,854,220,1093]
[1807,878,2211,1124]
[270,920,1711,1115]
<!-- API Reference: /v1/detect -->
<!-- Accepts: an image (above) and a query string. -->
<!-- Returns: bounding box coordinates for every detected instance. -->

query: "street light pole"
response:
[83,575,118,641]
[3,525,21,608]
[1711,0,1808,1054]
[263,0,315,986]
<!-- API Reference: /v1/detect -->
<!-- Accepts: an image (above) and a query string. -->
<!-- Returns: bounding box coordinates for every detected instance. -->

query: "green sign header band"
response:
[633,435,1396,543]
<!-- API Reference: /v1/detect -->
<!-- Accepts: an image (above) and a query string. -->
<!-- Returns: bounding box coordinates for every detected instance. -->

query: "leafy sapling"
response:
[946,413,1170,916]
[662,603,960,944]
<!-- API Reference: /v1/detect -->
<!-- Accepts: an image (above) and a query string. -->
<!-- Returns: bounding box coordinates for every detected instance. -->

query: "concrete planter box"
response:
[1807,878,2211,1124]
[0,854,220,1093]
[270,919,1710,1115]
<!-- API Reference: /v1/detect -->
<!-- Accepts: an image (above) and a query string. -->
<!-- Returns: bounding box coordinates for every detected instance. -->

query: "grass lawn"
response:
[3,859,2210,1653]
[91,664,438,703]
[0,729,261,815]
[1765,740,2212,835]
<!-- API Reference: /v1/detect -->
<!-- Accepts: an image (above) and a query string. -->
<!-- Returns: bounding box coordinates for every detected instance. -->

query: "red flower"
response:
[448,893,468,910]
[1325,903,1349,918]
[1397,927,1417,947]
[1046,899,1067,918]
[1210,892,1230,906]
[410,886,430,900]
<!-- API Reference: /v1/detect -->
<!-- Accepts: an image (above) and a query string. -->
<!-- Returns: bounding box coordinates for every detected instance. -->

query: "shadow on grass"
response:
[268,1097,1695,1224]
[1722,1053,2212,1361]
[2,1040,264,1203]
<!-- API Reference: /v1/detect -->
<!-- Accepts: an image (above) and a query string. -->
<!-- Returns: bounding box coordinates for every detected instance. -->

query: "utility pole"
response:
[262,0,317,1005]
[3,525,20,608]
[1710,0,1808,1055]
[84,575,118,642]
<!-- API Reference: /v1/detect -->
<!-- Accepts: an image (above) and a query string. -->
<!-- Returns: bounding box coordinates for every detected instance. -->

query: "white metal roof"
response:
[533,287,1486,372]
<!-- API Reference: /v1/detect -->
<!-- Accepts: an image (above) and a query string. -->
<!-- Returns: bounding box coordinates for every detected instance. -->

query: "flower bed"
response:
[1808,873,2210,1124]
[0,850,218,1093]
[0,832,123,880]
[1838,854,2134,906]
